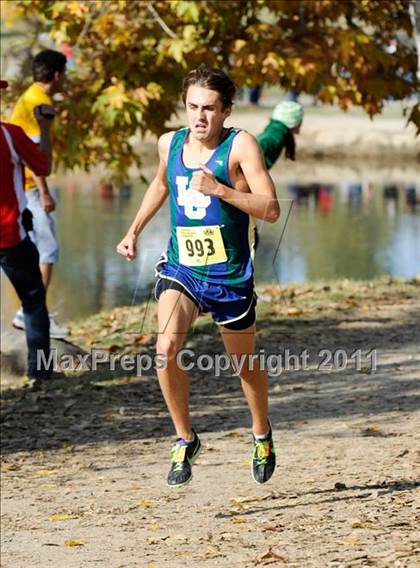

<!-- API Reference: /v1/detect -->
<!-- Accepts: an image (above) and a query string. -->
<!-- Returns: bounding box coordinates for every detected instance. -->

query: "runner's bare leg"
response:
[156,289,199,440]
[220,324,269,436]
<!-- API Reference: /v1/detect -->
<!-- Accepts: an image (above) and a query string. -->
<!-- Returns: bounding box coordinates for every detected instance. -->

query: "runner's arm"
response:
[192,132,280,223]
[116,132,171,261]
[222,131,279,222]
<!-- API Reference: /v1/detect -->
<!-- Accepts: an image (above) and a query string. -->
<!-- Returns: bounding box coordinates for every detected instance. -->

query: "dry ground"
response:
[1,279,420,567]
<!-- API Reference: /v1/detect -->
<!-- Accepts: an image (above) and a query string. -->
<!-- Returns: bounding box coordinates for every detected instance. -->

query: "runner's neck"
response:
[183,127,230,168]
[186,126,227,152]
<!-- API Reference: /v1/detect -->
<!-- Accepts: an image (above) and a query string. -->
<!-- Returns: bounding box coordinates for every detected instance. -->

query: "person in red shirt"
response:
[0,79,55,383]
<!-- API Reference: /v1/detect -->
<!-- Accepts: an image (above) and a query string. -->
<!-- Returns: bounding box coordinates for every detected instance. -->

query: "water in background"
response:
[2,163,419,326]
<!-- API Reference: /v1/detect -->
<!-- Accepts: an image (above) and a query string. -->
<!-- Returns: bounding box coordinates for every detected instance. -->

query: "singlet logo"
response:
[176,176,211,220]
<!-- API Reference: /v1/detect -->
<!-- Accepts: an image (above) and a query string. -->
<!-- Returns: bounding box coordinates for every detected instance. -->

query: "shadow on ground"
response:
[1,299,419,455]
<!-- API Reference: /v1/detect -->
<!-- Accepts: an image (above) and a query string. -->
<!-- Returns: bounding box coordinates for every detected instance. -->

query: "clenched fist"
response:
[116,233,137,261]
[190,164,222,196]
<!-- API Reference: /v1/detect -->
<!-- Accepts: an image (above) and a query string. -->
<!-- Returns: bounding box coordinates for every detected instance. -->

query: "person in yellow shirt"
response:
[10,49,68,339]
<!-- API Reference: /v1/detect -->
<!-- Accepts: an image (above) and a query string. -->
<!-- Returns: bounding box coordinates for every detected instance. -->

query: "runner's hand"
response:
[191,164,220,195]
[116,233,137,261]
[40,191,56,213]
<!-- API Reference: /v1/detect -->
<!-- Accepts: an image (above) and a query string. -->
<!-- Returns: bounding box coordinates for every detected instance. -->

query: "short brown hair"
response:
[182,65,236,109]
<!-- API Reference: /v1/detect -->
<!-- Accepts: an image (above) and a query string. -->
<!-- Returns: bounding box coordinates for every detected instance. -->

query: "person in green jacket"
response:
[250,101,303,252]
[257,101,304,169]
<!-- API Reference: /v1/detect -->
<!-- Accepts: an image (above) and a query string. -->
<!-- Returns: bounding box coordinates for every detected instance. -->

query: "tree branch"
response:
[147,2,177,39]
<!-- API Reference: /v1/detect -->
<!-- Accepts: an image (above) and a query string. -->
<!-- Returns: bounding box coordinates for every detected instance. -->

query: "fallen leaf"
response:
[231,517,246,524]
[255,546,288,564]
[229,498,251,510]
[204,545,223,559]
[64,540,85,547]
[134,334,154,345]
[32,469,57,478]
[49,514,73,522]
[341,535,360,545]
[361,424,383,436]
[147,524,161,531]
[229,496,258,505]
[351,518,383,530]
[137,499,155,508]
[0,463,20,472]
[287,307,304,316]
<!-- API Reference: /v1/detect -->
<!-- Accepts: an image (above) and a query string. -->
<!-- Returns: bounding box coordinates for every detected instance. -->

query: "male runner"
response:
[117,65,280,488]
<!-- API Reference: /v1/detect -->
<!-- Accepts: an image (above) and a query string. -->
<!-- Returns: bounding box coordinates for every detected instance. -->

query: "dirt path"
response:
[1,279,419,567]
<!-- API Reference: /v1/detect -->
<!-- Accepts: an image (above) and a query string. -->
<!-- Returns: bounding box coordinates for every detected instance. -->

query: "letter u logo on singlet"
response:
[176,176,211,220]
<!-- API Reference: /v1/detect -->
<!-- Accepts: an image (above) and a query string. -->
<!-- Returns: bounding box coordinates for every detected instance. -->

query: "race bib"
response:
[177,225,227,266]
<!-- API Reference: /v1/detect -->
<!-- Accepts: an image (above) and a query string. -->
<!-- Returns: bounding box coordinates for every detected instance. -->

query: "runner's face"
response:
[185,85,231,141]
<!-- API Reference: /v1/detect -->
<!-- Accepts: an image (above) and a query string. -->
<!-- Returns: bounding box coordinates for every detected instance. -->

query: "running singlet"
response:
[164,127,254,287]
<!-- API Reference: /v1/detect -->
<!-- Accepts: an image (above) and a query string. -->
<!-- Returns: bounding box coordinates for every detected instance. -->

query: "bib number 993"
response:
[177,225,227,266]
[185,238,215,258]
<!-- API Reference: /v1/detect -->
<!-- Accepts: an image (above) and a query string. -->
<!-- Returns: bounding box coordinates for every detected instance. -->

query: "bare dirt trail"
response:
[1,279,419,567]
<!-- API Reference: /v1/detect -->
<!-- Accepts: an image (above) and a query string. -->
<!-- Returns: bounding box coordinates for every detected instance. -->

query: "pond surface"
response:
[2,161,419,326]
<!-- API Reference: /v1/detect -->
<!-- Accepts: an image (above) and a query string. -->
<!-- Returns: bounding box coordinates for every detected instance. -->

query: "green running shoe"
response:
[167,430,201,488]
[251,421,276,484]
